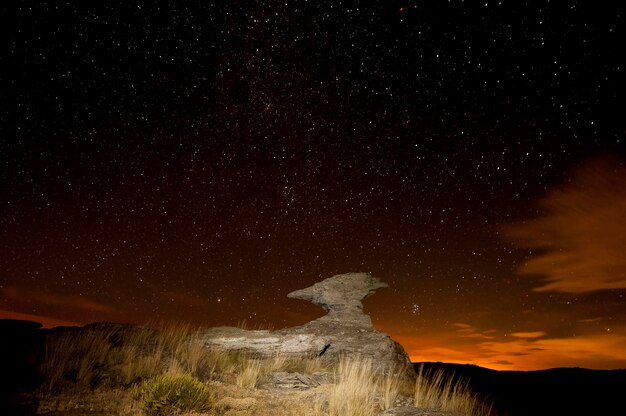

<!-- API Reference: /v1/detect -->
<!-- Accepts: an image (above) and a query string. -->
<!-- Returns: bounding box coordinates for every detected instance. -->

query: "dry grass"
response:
[37,323,216,414]
[35,323,495,416]
[234,352,327,390]
[41,327,115,390]
[236,357,263,389]
[326,358,413,415]
[268,353,326,374]
[414,363,494,416]
[328,357,378,416]
[39,322,208,390]
[236,320,275,331]
[378,367,404,411]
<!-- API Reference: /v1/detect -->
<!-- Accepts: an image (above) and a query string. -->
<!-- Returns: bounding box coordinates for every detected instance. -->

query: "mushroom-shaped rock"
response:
[287,272,387,328]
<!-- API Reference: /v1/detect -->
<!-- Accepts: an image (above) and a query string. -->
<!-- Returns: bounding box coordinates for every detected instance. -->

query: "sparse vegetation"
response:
[328,357,378,416]
[327,358,410,416]
[39,323,198,390]
[236,357,263,389]
[414,363,494,416]
[378,366,404,411]
[29,323,494,415]
[40,327,111,390]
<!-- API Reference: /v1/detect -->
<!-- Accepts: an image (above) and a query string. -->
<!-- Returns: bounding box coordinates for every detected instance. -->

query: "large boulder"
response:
[200,272,415,379]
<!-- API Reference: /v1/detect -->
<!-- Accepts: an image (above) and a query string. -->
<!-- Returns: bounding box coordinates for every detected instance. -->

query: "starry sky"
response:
[1,1,625,371]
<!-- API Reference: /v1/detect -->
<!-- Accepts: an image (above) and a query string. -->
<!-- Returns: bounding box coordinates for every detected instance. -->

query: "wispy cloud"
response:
[0,286,116,315]
[510,331,546,339]
[506,155,626,293]
[477,333,626,370]
[453,322,496,339]
[397,325,626,370]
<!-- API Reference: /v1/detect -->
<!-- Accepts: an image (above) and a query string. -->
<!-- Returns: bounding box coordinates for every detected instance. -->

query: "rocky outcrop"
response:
[199,272,415,379]
[287,272,388,328]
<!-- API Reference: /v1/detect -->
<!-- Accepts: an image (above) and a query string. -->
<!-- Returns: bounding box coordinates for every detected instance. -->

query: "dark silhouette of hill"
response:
[415,362,626,416]
[0,319,44,414]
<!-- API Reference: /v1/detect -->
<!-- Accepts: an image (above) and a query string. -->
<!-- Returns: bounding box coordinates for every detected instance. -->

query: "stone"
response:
[270,372,328,389]
[200,272,415,380]
[201,327,329,356]
[287,272,388,327]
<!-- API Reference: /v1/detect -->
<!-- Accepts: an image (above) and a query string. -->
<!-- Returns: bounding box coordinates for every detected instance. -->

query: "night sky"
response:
[2,1,625,371]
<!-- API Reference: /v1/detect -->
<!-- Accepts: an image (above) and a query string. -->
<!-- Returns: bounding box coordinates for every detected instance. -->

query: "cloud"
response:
[578,317,602,324]
[477,333,626,370]
[506,155,626,293]
[0,286,115,314]
[510,331,546,339]
[453,322,495,339]
[396,327,626,371]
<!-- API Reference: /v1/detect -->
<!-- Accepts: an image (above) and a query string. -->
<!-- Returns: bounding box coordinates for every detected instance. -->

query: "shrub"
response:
[136,373,212,415]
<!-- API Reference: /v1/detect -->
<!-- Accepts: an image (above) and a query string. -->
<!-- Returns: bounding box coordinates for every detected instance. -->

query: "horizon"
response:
[2,309,626,372]
[2,2,625,374]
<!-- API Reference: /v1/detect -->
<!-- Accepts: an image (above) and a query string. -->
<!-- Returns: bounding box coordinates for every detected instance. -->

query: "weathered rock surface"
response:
[200,272,415,379]
[196,326,329,355]
[270,371,329,389]
[287,272,388,327]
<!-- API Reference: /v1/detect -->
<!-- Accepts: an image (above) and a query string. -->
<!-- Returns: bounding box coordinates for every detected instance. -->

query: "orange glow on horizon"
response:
[396,331,626,371]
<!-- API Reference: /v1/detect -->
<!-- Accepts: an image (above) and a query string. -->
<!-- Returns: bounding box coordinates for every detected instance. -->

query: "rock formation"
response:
[199,272,415,379]
[287,272,388,328]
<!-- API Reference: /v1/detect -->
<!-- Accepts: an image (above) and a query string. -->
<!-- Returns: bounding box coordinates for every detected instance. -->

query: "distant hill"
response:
[414,362,626,416]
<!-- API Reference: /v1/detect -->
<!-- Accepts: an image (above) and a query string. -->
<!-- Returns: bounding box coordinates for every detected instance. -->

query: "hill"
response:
[414,362,626,416]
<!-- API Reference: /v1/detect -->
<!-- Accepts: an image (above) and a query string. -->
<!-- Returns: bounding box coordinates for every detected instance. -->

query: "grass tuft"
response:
[414,363,494,416]
[378,367,404,411]
[41,328,114,390]
[328,356,378,416]
[236,357,263,389]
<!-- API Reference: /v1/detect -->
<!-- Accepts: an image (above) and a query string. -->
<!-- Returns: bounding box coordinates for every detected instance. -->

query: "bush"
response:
[136,373,212,415]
